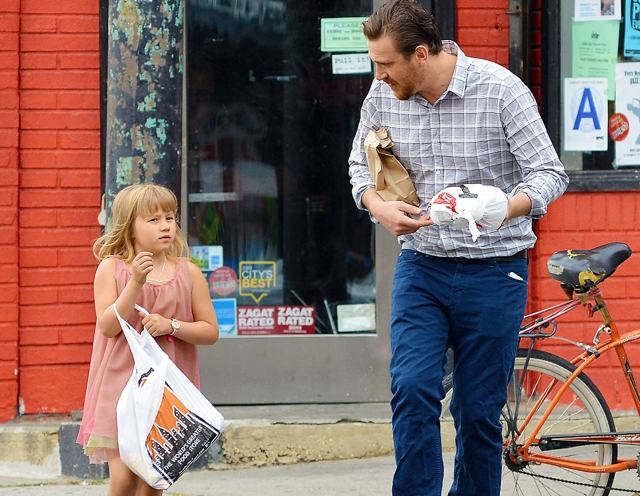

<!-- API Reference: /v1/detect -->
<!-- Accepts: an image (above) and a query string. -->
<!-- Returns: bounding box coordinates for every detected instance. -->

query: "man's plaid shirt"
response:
[348,41,569,258]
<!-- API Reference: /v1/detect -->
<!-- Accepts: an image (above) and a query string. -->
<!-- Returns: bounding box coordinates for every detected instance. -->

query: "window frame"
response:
[541,0,640,192]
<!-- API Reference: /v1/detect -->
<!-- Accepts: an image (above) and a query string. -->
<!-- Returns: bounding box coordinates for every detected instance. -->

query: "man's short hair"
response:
[363,0,443,57]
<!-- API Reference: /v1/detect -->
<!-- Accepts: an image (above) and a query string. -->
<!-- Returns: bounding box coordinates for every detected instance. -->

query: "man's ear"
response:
[414,45,430,62]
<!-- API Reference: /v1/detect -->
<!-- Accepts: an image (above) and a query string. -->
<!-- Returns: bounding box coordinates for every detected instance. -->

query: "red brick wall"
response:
[0,0,20,422]
[16,0,101,417]
[457,0,509,67]
[531,196,640,411]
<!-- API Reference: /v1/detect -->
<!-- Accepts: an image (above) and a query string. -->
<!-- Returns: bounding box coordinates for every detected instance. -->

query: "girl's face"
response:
[132,208,177,254]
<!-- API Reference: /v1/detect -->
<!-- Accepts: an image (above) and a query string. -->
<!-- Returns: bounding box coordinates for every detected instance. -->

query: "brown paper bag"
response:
[364,128,420,207]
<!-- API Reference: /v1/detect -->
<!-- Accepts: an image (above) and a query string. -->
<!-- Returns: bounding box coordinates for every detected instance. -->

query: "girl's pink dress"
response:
[77,257,201,464]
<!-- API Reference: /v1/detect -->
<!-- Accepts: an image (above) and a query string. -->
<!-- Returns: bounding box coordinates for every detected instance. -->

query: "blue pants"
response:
[390,249,528,496]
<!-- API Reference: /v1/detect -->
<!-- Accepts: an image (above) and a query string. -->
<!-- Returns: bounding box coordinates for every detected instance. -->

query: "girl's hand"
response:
[140,312,172,337]
[131,251,154,285]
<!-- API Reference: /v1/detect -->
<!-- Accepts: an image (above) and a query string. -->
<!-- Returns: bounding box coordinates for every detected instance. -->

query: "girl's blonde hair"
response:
[93,184,188,262]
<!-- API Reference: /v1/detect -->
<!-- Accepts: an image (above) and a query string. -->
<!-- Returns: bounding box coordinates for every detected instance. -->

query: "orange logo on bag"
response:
[144,383,220,485]
[146,386,191,460]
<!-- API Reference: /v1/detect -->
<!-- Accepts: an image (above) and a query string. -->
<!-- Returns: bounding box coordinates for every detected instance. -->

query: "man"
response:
[348,1,569,495]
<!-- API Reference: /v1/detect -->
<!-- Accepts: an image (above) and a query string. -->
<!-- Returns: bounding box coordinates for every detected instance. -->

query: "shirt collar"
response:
[441,40,468,98]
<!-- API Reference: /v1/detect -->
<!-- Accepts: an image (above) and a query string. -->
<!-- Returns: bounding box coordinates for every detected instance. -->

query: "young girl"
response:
[77,184,219,496]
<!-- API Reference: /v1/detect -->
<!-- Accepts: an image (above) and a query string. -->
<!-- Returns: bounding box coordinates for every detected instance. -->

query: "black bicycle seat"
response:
[547,242,632,290]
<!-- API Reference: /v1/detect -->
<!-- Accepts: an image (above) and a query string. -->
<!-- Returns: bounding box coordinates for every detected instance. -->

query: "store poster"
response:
[331,53,371,74]
[209,266,238,297]
[614,62,640,166]
[237,306,315,335]
[624,0,640,58]
[212,299,237,337]
[239,261,276,303]
[572,20,620,100]
[191,245,223,272]
[336,303,376,333]
[574,0,621,21]
[563,78,608,151]
[320,17,368,52]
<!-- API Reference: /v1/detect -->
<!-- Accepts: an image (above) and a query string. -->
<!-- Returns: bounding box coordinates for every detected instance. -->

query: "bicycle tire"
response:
[441,349,617,496]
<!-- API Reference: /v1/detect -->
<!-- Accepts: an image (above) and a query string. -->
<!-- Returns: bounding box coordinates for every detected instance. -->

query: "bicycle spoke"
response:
[558,462,604,483]
[526,468,590,495]
[542,397,581,434]
[563,419,598,433]
[531,470,553,496]
[524,470,565,496]
[514,474,530,496]
[522,379,539,413]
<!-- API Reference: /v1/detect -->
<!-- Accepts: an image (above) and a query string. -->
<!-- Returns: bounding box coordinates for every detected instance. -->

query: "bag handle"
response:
[113,303,154,365]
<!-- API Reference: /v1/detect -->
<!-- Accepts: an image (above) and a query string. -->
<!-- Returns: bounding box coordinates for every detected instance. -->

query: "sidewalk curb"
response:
[0,410,403,479]
[6,408,632,480]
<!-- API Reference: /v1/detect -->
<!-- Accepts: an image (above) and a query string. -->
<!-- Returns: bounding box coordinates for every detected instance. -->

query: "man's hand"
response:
[363,189,432,236]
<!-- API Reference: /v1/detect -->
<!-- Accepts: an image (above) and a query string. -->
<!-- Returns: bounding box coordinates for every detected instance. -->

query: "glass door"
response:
[186,0,390,403]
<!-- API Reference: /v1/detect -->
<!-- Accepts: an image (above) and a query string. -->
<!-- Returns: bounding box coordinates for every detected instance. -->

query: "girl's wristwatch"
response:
[170,318,181,336]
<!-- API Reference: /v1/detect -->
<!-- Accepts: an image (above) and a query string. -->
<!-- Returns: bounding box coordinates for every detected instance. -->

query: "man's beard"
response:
[391,85,413,100]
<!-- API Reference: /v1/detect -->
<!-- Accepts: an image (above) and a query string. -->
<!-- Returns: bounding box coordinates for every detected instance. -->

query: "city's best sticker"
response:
[239,261,276,303]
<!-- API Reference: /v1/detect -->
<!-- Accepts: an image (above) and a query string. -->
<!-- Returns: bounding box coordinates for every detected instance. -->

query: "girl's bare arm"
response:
[94,253,152,338]
[140,261,219,345]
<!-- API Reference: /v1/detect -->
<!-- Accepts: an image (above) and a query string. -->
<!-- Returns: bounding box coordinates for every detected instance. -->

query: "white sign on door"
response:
[564,78,608,151]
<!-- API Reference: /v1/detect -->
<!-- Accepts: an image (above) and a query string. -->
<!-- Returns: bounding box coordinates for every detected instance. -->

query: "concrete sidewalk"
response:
[2,403,638,492]
[0,456,400,496]
[1,453,639,496]
[0,403,404,480]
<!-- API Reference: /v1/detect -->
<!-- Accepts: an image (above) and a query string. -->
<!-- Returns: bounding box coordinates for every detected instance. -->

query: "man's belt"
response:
[424,249,528,263]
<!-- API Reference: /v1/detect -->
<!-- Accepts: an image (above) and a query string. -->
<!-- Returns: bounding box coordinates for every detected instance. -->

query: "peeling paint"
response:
[113,0,141,49]
[105,0,184,213]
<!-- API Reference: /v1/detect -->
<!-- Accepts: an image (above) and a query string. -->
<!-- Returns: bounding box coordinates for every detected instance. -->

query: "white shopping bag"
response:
[428,184,508,241]
[114,304,224,490]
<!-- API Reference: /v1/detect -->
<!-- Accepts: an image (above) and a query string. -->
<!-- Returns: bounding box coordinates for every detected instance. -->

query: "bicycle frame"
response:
[513,287,640,474]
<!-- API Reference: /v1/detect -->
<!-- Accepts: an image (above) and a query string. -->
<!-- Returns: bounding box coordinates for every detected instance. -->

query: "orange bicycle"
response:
[443,242,640,495]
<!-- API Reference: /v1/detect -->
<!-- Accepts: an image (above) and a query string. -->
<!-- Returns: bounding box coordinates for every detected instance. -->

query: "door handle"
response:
[263,75,297,82]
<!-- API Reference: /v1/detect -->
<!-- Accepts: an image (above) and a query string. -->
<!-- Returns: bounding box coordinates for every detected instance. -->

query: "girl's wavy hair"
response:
[93,184,188,263]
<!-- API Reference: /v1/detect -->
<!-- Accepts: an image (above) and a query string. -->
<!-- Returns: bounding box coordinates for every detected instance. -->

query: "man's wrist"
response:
[362,188,383,215]
[505,192,533,222]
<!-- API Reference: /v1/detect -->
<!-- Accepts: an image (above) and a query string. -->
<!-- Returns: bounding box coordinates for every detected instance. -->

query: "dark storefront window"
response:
[186,1,376,336]
[561,1,640,171]
[543,0,640,189]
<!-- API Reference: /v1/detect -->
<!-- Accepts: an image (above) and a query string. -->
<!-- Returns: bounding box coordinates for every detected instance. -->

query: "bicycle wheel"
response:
[441,349,617,496]
[504,349,617,496]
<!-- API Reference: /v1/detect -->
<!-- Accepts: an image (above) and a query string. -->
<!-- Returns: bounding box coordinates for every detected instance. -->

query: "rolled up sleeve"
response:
[348,87,380,211]
[501,77,569,219]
